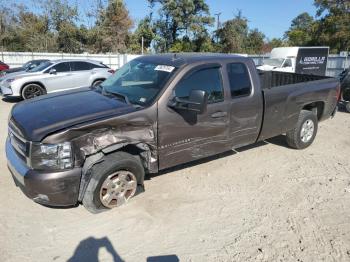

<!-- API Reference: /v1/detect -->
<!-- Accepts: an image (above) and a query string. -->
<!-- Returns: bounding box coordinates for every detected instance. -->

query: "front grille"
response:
[8,126,29,163]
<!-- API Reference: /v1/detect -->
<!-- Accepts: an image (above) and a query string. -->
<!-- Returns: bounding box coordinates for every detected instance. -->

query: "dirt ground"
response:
[0,98,350,262]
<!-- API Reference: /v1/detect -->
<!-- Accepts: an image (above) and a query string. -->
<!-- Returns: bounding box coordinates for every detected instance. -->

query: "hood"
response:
[10,88,137,141]
[0,71,41,82]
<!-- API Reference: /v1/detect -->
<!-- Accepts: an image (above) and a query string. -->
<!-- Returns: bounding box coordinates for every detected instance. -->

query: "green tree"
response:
[148,0,214,51]
[216,12,249,53]
[128,17,155,53]
[216,12,264,54]
[93,0,133,53]
[285,12,315,46]
[314,0,350,53]
[246,29,265,54]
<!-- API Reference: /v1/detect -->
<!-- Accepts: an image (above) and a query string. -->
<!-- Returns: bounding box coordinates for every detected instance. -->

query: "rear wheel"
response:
[286,110,318,149]
[21,84,45,99]
[82,152,144,213]
[92,79,105,88]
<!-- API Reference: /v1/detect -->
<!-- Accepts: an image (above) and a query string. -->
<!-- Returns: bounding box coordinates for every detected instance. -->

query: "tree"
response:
[148,0,214,51]
[314,0,350,53]
[285,12,315,46]
[129,17,155,53]
[93,0,133,53]
[246,29,265,54]
[216,12,264,54]
[216,12,249,53]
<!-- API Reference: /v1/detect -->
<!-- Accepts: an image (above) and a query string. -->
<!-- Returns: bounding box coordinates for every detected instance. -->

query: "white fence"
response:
[1,51,349,77]
[0,51,141,70]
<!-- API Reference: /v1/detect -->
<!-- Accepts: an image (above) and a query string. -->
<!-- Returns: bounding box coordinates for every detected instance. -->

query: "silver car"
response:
[0,59,114,99]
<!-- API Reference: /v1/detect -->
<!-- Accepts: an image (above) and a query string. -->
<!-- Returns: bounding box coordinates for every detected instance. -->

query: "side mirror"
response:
[169,90,208,114]
[49,68,57,75]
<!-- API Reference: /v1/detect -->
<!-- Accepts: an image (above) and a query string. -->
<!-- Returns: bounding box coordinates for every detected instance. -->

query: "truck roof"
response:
[137,53,249,67]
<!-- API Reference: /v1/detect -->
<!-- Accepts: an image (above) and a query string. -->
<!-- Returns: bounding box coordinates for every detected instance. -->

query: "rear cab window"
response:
[227,63,252,98]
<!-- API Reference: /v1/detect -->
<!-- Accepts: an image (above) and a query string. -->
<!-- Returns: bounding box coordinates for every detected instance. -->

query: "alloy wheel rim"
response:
[99,170,137,208]
[24,85,42,99]
[300,119,314,143]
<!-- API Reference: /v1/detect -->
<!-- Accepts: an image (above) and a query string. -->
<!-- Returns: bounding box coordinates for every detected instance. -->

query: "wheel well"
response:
[92,78,106,85]
[102,143,151,171]
[302,101,324,120]
[21,82,46,95]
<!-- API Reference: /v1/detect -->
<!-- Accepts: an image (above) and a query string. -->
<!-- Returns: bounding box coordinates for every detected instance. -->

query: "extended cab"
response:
[6,54,340,213]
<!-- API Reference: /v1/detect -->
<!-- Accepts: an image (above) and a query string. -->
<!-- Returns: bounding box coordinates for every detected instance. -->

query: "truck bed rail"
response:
[258,70,331,90]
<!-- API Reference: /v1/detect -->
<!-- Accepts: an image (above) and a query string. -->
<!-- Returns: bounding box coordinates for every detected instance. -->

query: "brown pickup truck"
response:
[6,54,340,213]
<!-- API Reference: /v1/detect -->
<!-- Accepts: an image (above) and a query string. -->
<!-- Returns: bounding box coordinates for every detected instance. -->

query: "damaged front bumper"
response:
[6,138,82,207]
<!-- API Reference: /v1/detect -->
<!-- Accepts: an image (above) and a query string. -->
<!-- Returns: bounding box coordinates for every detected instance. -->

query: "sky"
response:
[10,0,318,39]
[123,0,317,39]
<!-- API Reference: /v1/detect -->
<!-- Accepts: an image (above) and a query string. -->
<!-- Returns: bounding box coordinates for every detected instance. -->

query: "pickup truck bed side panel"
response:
[258,78,339,141]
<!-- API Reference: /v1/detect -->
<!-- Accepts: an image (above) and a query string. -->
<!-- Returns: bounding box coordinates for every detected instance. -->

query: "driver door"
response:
[158,64,230,170]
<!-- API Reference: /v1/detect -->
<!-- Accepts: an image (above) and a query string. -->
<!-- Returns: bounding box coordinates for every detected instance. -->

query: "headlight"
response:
[30,142,73,170]
[6,78,15,83]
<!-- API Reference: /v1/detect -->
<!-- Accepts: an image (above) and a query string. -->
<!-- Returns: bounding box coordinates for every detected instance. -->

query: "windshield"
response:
[27,61,53,72]
[23,61,32,69]
[101,59,176,106]
[263,58,284,67]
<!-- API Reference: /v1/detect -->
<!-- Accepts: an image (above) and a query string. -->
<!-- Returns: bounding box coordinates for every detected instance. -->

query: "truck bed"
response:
[258,70,331,90]
[257,70,339,141]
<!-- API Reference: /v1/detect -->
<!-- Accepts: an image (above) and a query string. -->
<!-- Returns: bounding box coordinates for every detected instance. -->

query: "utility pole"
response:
[141,37,144,55]
[214,13,222,43]
[214,12,222,31]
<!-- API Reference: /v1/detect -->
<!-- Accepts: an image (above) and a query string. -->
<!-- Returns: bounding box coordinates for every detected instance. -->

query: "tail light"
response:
[108,69,115,74]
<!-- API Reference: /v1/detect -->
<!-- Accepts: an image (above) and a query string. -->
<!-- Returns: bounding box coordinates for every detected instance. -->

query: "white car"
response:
[0,59,114,99]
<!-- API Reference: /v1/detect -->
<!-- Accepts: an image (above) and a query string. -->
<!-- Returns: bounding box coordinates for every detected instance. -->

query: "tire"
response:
[286,110,318,149]
[21,83,46,100]
[82,152,144,213]
[346,102,350,113]
[91,79,105,88]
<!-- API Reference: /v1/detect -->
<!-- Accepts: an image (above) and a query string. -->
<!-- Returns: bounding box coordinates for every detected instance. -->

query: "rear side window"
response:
[175,67,224,103]
[52,62,71,73]
[227,63,252,97]
[70,62,92,71]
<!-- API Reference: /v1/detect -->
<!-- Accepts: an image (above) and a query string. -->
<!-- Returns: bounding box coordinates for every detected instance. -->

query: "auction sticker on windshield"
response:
[155,65,175,73]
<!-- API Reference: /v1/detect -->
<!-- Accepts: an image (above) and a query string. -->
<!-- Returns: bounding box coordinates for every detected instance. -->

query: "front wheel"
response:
[286,110,318,149]
[21,84,46,99]
[82,152,144,213]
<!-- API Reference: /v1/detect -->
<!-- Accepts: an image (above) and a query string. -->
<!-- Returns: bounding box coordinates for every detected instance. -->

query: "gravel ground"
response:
[1,98,350,262]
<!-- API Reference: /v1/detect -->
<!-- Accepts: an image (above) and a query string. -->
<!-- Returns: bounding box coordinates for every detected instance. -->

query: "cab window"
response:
[227,63,252,98]
[175,67,224,103]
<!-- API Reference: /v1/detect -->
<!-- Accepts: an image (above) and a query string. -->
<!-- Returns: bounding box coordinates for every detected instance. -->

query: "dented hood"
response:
[10,89,137,141]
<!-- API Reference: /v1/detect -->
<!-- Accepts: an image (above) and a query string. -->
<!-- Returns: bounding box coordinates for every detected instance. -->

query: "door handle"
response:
[211,111,227,118]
